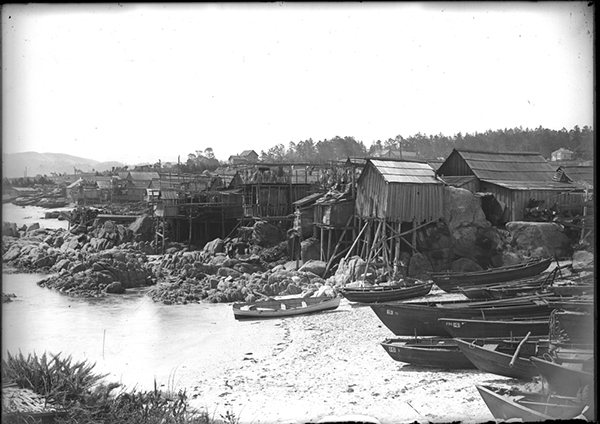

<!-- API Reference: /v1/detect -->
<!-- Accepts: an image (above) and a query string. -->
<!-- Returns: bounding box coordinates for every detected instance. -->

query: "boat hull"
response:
[431,258,552,293]
[439,317,550,339]
[232,296,340,320]
[530,356,594,396]
[476,385,586,422]
[370,297,553,336]
[380,337,476,369]
[341,282,433,303]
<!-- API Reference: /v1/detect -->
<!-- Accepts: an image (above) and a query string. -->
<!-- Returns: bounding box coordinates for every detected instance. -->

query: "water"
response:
[2,203,71,230]
[2,273,284,391]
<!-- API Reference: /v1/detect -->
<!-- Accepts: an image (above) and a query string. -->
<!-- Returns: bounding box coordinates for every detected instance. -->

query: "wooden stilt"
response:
[344,220,369,262]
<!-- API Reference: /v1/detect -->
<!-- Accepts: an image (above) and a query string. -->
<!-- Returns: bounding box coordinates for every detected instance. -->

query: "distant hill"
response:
[2,152,124,179]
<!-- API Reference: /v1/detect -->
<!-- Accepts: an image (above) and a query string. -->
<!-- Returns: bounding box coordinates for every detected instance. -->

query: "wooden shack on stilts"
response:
[351,158,445,277]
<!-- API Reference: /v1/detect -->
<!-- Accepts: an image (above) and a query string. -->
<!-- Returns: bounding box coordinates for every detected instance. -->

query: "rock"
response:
[407,253,434,279]
[572,250,594,270]
[443,186,491,230]
[301,238,321,262]
[217,267,242,279]
[26,223,40,232]
[204,238,225,256]
[298,260,327,277]
[331,256,373,286]
[252,221,284,247]
[501,252,523,266]
[505,221,571,258]
[313,284,335,298]
[105,281,125,294]
[128,215,154,241]
[449,257,483,273]
[3,246,21,262]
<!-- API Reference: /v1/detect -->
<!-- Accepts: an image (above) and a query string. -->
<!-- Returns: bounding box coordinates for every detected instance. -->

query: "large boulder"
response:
[443,186,490,231]
[252,221,284,247]
[298,259,327,277]
[204,238,224,256]
[128,215,154,241]
[330,256,374,286]
[505,221,571,258]
[407,253,434,279]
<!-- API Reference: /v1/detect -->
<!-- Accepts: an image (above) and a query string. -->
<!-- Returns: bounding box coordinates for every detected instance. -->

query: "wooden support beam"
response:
[344,220,369,262]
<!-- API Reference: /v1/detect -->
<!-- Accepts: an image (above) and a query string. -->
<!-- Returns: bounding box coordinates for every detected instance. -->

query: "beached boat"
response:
[549,284,594,297]
[380,337,477,369]
[430,257,552,293]
[530,356,595,396]
[232,295,340,320]
[370,294,555,336]
[340,281,433,303]
[476,385,590,422]
[551,309,594,343]
[454,337,551,380]
[458,271,558,300]
[439,317,550,339]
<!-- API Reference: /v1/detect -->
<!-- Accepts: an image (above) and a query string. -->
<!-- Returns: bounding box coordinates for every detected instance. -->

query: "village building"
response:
[353,158,445,272]
[436,149,585,224]
[228,150,259,165]
[551,147,574,161]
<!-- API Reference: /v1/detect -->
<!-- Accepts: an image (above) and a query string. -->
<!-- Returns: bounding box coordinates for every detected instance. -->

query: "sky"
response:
[1,2,595,165]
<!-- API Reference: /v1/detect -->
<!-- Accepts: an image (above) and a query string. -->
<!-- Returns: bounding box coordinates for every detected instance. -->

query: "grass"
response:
[1,351,240,424]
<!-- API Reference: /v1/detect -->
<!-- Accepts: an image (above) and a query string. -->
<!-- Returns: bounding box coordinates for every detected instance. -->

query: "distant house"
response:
[551,148,574,161]
[436,149,584,222]
[229,150,259,165]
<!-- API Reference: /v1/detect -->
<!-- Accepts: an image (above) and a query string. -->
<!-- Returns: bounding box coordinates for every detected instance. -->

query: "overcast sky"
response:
[1,2,594,165]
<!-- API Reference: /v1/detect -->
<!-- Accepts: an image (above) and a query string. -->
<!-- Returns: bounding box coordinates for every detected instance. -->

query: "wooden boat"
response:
[340,281,433,303]
[430,257,552,293]
[369,294,555,336]
[549,284,594,297]
[458,271,558,300]
[439,317,550,339]
[454,336,552,380]
[550,309,594,343]
[232,295,340,320]
[476,385,590,422]
[530,356,595,396]
[380,337,477,369]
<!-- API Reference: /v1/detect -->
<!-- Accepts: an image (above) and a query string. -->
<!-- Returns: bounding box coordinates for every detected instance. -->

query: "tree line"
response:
[258,125,594,163]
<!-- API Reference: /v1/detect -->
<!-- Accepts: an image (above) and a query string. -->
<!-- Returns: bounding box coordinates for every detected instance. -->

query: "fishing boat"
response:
[370,294,555,336]
[458,270,559,300]
[476,385,590,422]
[340,281,433,303]
[232,295,340,320]
[551,309,594,343]
[430,257,552,293]
[380,337,477,369]
[454,336,551,380]
[530,356,595,397]
[549,284,594,297]
[439,317,550,339]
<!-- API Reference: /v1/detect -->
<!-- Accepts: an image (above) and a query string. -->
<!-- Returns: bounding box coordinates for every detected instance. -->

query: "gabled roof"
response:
[555,165,594,187]
[441,149,556,182]
[239,150,258,157]
[488,180,580,191]
[367,159,441,184]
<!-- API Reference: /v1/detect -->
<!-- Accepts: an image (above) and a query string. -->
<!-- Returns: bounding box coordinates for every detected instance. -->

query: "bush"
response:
[1,351,233,424]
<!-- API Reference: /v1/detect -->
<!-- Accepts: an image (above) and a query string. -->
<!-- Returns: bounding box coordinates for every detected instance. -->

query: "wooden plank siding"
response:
[481,182,588,222]
[355,163,444,223]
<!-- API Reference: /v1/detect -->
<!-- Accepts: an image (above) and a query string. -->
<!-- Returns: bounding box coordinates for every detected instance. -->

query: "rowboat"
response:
[454,337,551,380]
[430,257,552,293]
[476,385,590,422]
[232,295,340,320]
[380,337,477,369]
[549,285,594,297]
[530,356,595,396]
[439,317,550,339]
[550,309,594,343]
[369,294,555,336]
[340,281,433,303]
[458,271,558,300]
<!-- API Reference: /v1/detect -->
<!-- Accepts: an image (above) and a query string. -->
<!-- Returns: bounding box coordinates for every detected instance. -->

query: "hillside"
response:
[2,152,124,178]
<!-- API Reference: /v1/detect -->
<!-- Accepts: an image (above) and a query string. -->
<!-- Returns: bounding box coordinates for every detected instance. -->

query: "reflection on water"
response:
[2,273,283,390]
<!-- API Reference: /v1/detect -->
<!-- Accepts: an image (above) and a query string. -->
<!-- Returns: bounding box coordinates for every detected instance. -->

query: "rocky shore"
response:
[2,188,594,305]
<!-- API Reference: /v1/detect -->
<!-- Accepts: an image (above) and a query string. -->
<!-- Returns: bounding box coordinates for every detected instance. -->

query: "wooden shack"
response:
[436,149,585,223]
[353,158,444,271]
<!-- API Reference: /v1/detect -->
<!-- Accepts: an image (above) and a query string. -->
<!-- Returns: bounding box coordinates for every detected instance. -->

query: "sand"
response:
[187,296,517,424]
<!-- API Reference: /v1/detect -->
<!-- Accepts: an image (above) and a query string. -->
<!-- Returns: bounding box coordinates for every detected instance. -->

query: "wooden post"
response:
[327,228,332,262]
[344,220,369,262]
[188,208,192,250]
[395,222,401,276]
[320,226,325,261]
[412,219,417,254]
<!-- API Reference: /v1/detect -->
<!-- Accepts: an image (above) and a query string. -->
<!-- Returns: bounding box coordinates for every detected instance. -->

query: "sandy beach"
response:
[187,295,516,424]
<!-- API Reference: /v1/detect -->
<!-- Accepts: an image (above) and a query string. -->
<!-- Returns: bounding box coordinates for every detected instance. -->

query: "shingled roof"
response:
[438,149,557,182]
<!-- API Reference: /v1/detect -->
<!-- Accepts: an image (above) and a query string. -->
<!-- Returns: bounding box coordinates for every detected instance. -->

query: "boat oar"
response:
[509,331,531,367]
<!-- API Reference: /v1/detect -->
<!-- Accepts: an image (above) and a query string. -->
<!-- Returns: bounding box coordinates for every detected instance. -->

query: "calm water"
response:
[2,203,71,230]
[2,273,284,391]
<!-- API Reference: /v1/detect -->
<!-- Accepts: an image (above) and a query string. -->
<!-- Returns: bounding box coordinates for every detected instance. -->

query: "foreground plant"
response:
[1,351,228,424]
